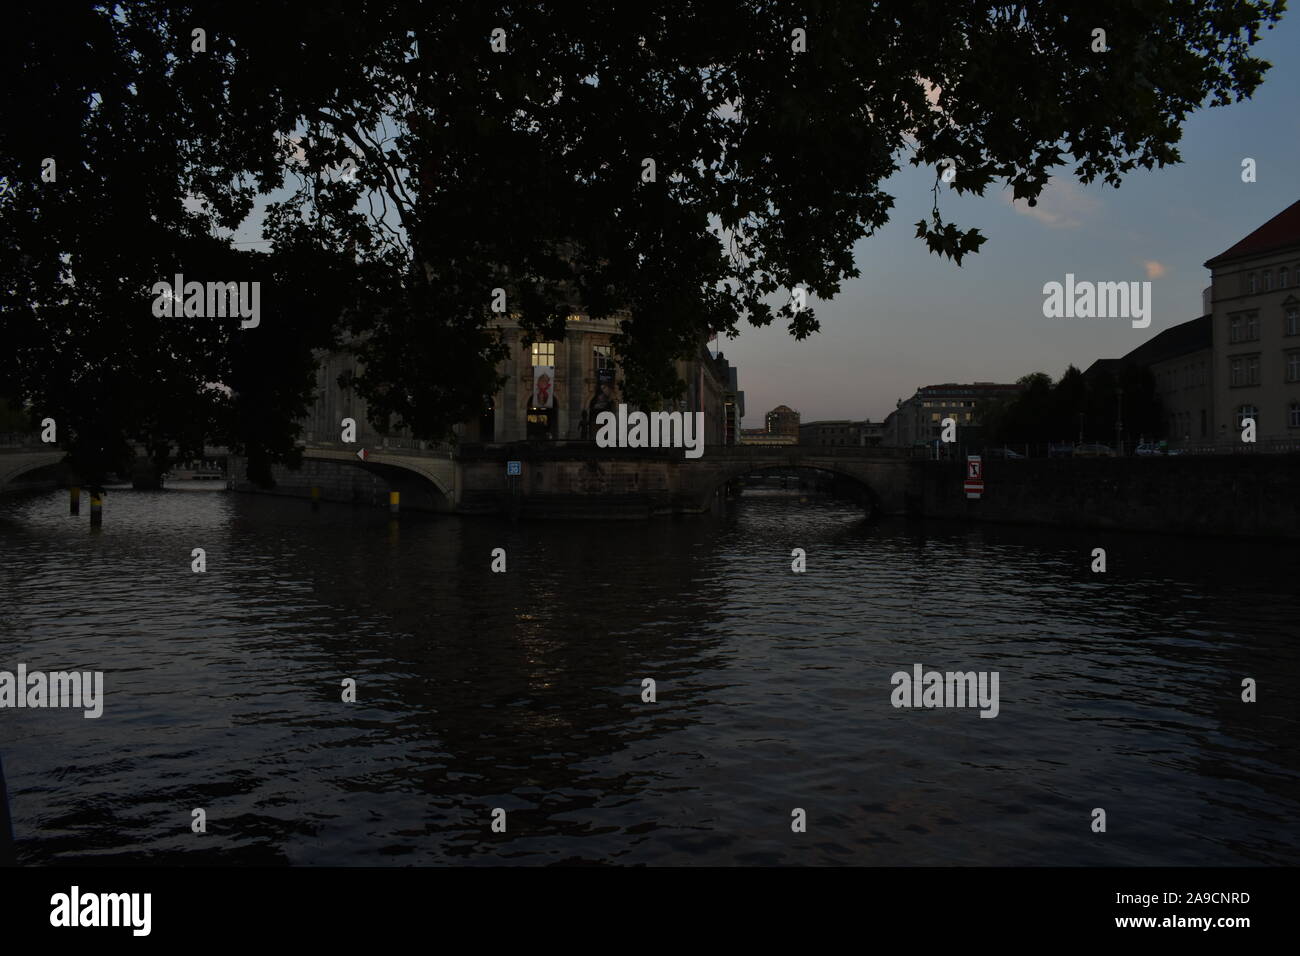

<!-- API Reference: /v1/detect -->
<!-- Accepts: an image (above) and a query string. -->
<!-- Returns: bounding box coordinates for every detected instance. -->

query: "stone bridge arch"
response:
[683,448,915,516]
[0,450,65,492]
[297,446,457,511]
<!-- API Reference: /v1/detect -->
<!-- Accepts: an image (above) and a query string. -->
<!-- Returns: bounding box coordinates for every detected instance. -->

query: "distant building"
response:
[881,383,1021,447]
[715,352,744,446]
[1087,316,1212,444]
[304,313,730,447]
[798,419,883,446]
[1082,199,1300,446]
[1203,199,1300,442]
[764,404,800,439]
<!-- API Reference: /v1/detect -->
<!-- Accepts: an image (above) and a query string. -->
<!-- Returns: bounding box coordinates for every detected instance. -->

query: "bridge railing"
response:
[296,438,454,459]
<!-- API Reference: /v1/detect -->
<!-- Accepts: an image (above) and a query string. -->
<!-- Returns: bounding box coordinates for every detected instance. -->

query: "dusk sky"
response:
[728,13,1300,427]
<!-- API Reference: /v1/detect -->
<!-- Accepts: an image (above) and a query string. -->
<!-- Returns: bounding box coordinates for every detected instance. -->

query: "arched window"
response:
[1236,405,1258,429]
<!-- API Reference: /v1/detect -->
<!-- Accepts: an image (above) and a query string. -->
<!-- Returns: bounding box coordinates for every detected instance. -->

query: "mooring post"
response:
[69,485,80,515]
[389,490,400,516]
[0,752,15,866]
[89,491,103,528]
[311,486,321,512]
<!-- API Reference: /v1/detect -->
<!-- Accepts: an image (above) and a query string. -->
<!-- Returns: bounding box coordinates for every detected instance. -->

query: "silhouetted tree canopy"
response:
[0,1,1282,483]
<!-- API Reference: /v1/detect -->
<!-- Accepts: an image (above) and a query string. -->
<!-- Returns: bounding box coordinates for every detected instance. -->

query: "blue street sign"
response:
[507,460,522,476]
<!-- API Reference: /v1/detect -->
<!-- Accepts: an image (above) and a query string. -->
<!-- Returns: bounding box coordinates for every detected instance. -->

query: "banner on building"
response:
[532,366,555,409]
[589,367,617,417]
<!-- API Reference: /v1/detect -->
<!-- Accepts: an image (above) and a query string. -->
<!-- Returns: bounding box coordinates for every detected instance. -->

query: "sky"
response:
[222,13,1300,430]
[726,13,1300,426]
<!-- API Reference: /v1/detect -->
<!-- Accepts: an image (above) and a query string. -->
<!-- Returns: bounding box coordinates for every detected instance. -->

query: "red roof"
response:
[1205,199,1300,267]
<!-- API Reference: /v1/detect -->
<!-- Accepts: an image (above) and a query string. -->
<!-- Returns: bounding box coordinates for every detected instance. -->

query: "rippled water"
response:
[1,486,1297,865]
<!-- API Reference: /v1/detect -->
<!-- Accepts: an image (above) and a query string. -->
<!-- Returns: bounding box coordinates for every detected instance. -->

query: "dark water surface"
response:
[1,487,1297,865]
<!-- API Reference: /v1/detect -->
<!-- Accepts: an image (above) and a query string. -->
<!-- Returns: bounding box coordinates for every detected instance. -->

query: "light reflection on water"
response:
[1,487,1297,865]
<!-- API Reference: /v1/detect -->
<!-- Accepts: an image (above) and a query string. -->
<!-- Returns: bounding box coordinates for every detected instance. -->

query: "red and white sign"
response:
[965,455,983,499]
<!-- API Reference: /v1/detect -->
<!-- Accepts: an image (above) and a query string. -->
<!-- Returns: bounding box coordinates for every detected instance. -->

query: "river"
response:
[2,486,1297,865]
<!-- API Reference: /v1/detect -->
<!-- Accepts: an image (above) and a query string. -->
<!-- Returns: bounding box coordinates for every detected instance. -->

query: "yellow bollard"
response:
[389,490,400,516]
[69,486,80,515]
[311,486,321,511]
[89,492,103,528]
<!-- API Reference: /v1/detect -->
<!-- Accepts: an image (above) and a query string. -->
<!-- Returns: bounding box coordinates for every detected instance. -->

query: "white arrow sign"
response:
[356,448,369,461]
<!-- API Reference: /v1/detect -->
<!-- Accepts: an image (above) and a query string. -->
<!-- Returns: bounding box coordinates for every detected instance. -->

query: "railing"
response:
[296,437,453,458]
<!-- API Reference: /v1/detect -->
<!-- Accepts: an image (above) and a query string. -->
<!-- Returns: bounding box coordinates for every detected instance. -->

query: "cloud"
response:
[1143,260,1167,279]
[1004,180,1099,229]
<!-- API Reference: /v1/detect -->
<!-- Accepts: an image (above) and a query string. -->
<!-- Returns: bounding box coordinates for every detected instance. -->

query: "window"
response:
[1288,351,1300,383]
[1246,313,1259,340]
[1200,409,1207,436]
[1230,356,1257,387]
[1263,270,1273,290]
[1236,405,1258,429]
[1290,402,1300,429]
[531,342,555,365]
[1282,268,1290,289]
[1286,307,1299,336]
[1229,315,1243,343]
[1249,273,1258,293]
[593,345,613,370]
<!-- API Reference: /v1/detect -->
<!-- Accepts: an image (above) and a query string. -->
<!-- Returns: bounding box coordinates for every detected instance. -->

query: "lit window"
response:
[531,342,555,365]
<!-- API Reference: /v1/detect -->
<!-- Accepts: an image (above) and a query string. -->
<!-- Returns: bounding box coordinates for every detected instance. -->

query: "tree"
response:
[1,1,1283,483]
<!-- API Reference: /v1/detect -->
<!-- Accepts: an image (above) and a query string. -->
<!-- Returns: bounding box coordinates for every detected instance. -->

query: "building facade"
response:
[1203,199,1300,442]
[882,383,1021,447]
[301,313,730,449]
[764,404,801,439]
[798,419,883,446]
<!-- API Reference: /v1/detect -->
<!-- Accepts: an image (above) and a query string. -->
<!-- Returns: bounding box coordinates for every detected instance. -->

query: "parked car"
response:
[1074,442,1116,457]
[1047,443,1074,458]
[985,447,1025,459]
[1134,442,1163,456]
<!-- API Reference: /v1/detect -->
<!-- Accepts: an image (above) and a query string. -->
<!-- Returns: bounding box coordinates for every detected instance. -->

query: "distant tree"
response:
[1,1,1283,483]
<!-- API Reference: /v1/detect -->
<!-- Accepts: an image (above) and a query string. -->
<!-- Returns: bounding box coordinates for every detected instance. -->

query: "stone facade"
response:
[1204,200,1300,443]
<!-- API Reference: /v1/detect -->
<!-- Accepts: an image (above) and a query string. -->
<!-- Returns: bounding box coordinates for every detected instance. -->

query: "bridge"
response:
[5,439,921,519]
[0,447,65,492]
[448,442,919,517]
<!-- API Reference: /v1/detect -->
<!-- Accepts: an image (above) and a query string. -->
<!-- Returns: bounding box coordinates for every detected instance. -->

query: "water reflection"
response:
[0,487,1296,865]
